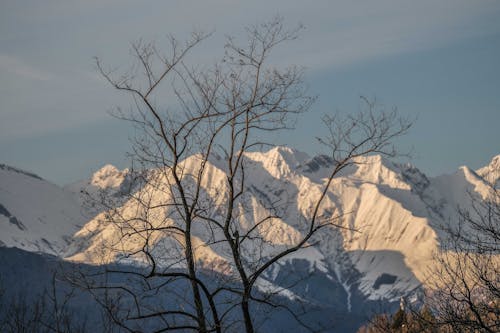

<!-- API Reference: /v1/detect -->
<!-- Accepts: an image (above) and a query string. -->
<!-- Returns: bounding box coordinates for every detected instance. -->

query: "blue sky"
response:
[1,0,499,185]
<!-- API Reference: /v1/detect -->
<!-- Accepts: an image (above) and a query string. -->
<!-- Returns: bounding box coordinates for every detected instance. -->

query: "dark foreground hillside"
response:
[0,247,398,332]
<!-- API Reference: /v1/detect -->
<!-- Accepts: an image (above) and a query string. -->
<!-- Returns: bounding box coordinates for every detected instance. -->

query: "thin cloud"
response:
[0,0,499,139]
[0,54,55,81]
[260,0,500,72]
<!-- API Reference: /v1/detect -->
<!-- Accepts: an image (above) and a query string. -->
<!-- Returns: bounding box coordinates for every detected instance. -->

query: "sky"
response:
[1,0,499,185]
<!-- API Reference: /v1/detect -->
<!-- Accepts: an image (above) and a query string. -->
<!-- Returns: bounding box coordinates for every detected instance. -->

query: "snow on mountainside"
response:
[63,147,499,304]
[64,164,133,214]
[1,149,498,306]
[476,154,500,188]
[65,164,130,194]
[0,164,85,255]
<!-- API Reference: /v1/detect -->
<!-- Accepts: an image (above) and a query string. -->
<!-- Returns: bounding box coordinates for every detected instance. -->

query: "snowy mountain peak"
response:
[486,154,500,169]
[476,155,500,187]
[340,155,411,190]
[244,146,310,179]
[91,164,129,189]
[458,165,493,196]
[299,155,334,174]
[268,146,310,162]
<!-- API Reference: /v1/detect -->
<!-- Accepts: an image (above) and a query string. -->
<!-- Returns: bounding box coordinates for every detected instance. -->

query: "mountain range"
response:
[1,148,498,331]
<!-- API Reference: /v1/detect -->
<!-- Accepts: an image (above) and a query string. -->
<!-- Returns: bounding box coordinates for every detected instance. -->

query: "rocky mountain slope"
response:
[65,148,498,304]
[1,149,498,307]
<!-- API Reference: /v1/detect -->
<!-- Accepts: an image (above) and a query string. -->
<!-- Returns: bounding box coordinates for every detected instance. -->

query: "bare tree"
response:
[357,305,439,333]
[424,184,499,333]
[79,17,411,332]
[361,182,499,333]
[0,273,89,333]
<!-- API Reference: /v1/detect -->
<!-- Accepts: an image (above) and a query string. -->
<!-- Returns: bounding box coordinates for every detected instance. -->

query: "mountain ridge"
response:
[1,148,498,306]
[62,148,497,303]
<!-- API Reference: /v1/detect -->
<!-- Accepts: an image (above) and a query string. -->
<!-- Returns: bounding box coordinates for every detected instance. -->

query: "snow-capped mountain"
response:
[64,164,137,216]
[62,148,499,304]
[1,150,498,307]
[476,154,500,188]
[0,164,85,255]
